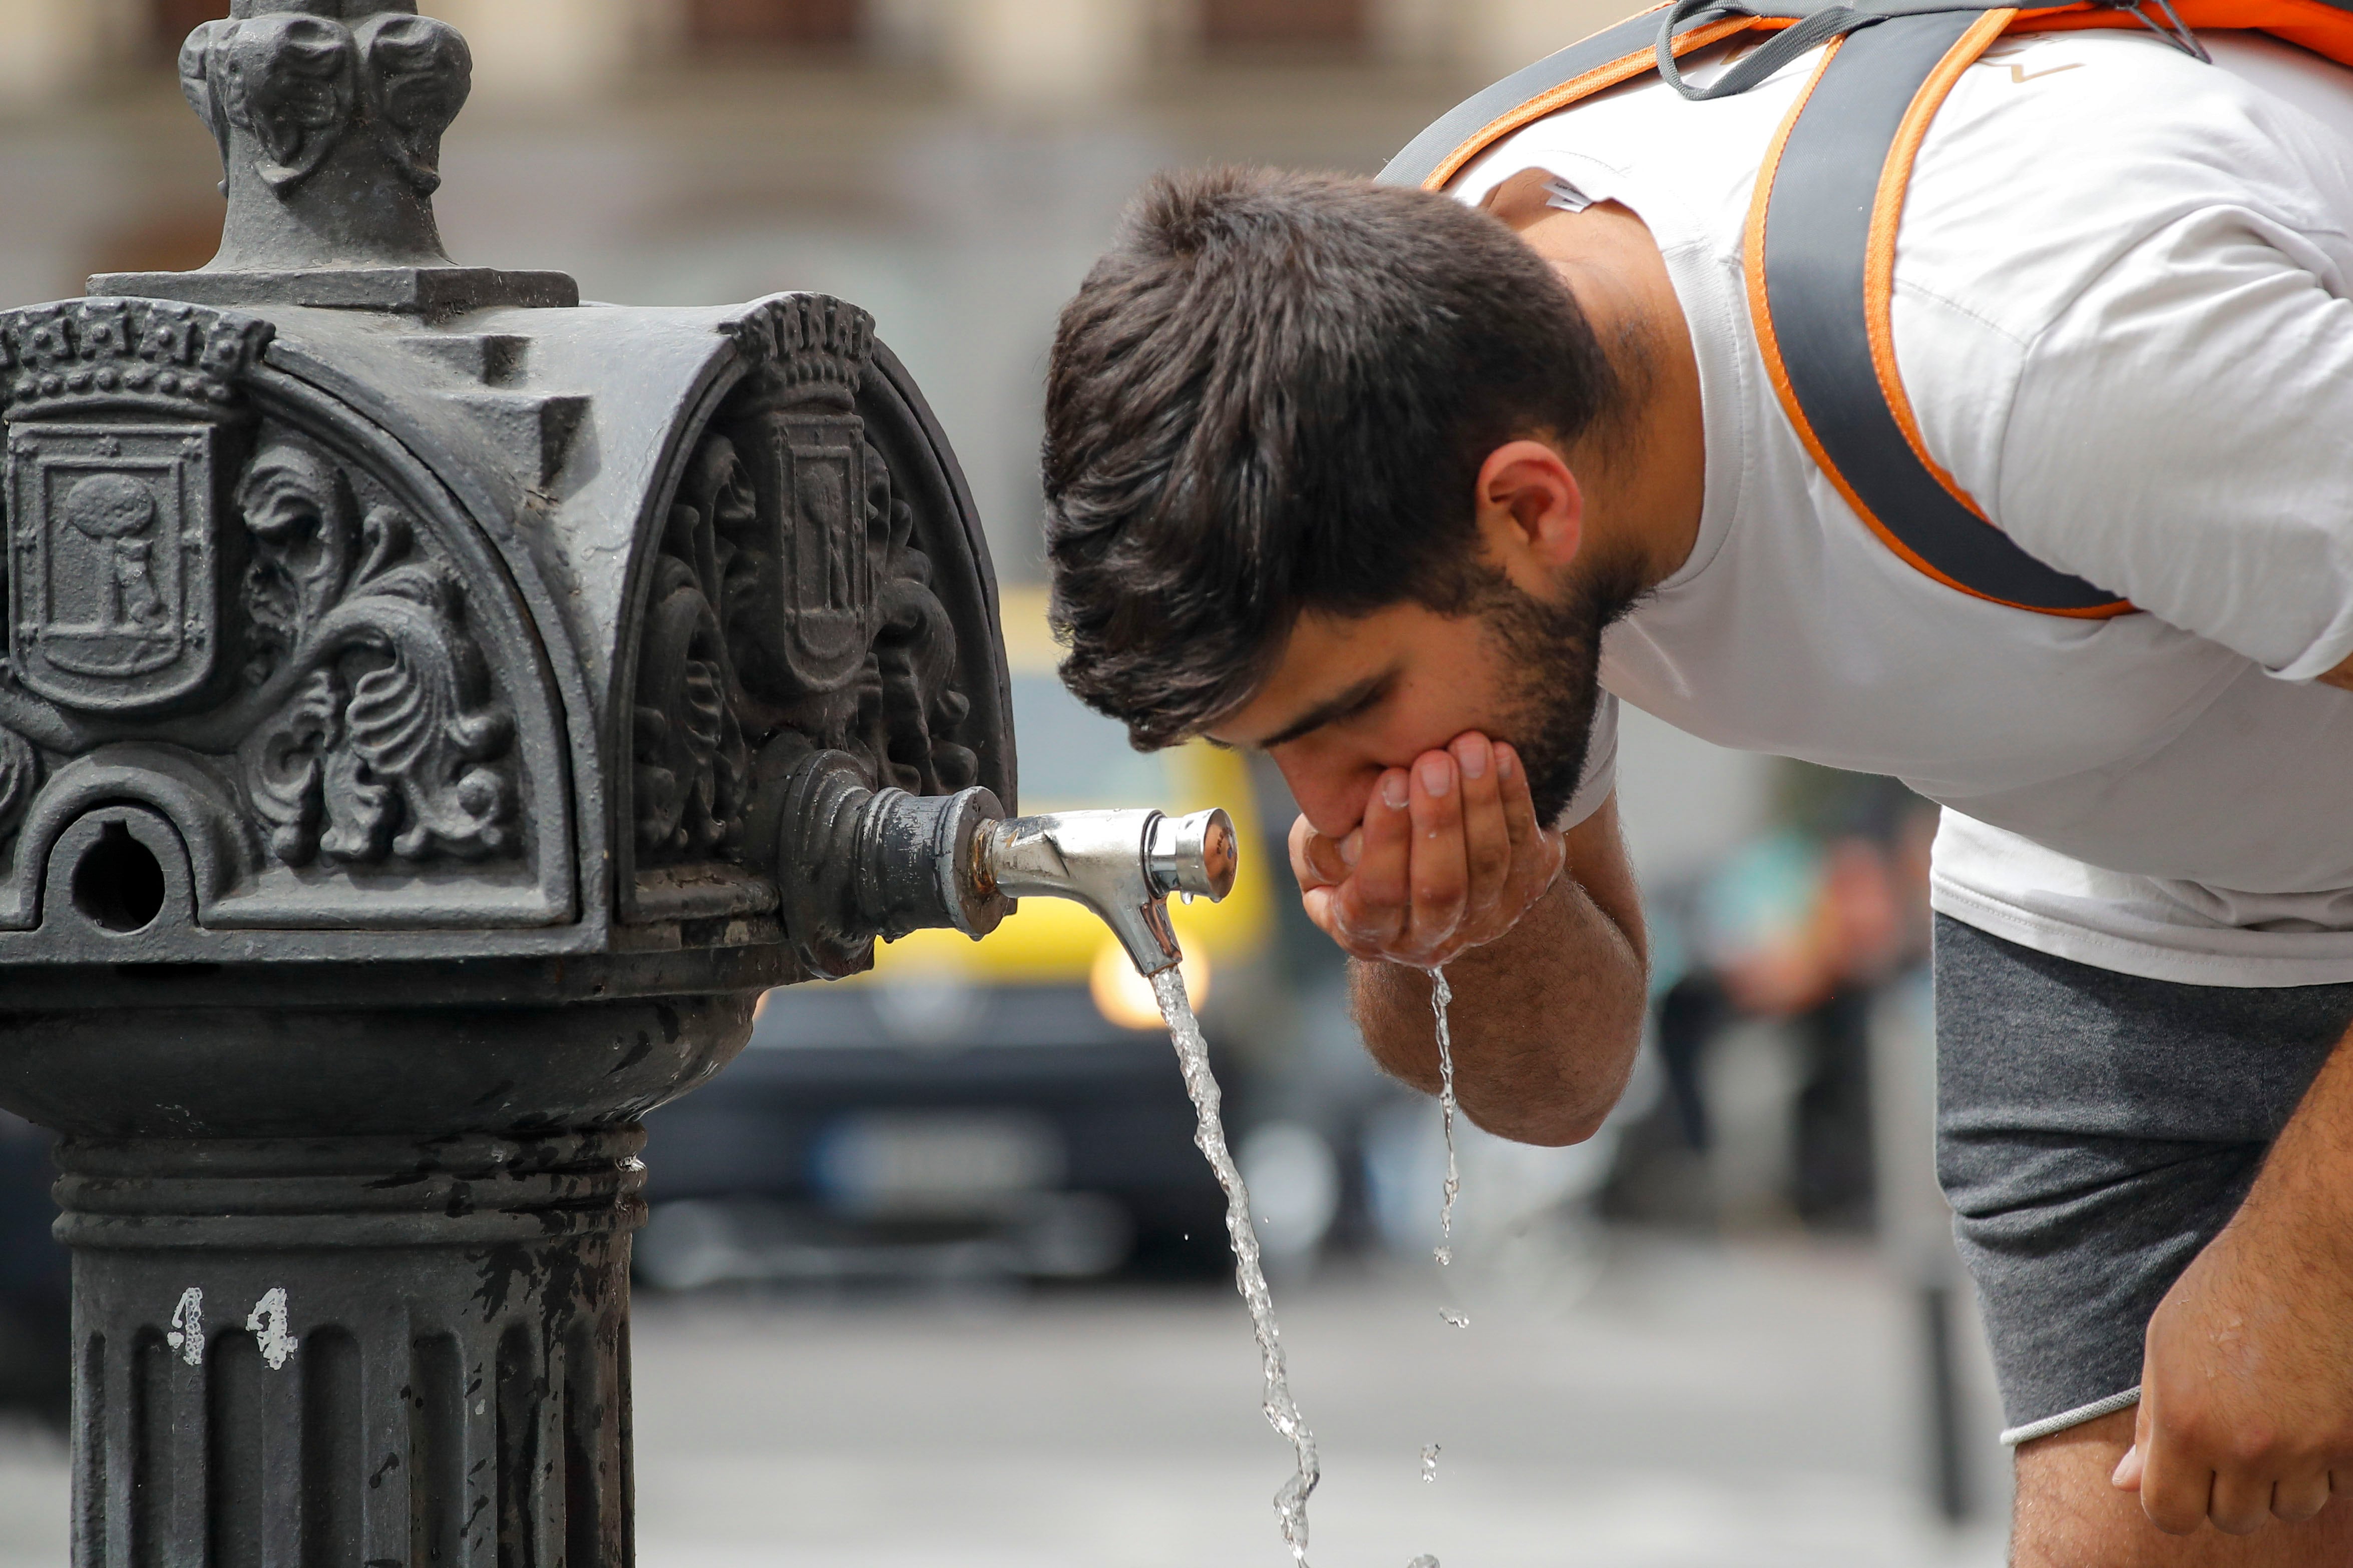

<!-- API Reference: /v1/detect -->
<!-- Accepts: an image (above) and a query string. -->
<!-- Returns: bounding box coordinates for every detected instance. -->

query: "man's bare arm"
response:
[2117,1017,2353,1535]
[2326,651,2353,692]
[1348,795,1648,1147]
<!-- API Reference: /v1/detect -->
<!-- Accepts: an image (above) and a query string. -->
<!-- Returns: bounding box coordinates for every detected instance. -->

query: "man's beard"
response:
[1470,549,1646,826]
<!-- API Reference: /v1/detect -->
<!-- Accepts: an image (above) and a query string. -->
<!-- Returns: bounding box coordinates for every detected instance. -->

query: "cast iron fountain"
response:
[0,4,1235,1561]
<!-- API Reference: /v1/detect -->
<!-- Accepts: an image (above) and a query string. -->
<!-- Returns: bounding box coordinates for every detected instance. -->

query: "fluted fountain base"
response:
[58,1128,643,1568]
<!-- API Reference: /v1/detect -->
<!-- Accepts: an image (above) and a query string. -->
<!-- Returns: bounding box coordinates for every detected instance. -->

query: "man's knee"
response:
[2013,1408,2353,1566]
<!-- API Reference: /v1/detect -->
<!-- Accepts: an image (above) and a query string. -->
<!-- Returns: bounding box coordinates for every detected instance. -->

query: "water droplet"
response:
[1408,1556,1441,1568]
[1420,1443,1440,1482]
[1441,1309,1470,1330]
[1433,1247,1451,1268]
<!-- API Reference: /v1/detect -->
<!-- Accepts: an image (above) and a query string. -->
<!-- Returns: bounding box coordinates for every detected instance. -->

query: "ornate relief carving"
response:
[0,296,524,892]
[236,435,516,867]
[631,297,983,868]
[353,15,472,197]
[181,9,472,198]
[1,300,274,419]
[0,726,40,847]
[632,437,750,859]
[870,481,980,799]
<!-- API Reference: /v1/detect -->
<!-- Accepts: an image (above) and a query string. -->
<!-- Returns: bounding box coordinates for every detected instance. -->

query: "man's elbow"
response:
[1477,1105,1611,1148]
[1467,1080,1624,1148]
[1466,1041,1641,1147]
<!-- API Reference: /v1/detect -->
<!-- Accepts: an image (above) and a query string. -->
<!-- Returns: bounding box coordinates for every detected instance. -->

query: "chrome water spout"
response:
[975,809,1240,977]
[761,745,1239,980]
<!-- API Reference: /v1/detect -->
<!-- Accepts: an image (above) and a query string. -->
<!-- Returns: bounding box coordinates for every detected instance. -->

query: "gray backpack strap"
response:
[1383,0,2132,617]
[1760,10,2129,613]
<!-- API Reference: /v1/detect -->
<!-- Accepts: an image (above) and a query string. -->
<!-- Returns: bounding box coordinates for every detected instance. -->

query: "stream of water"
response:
[1152,967,1321,1565]
[1431,967,1458,1271]
[1152,963,1467,1567]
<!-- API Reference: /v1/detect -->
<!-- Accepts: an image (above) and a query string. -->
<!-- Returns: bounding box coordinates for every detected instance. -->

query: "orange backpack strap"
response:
[1380,0,2137,617]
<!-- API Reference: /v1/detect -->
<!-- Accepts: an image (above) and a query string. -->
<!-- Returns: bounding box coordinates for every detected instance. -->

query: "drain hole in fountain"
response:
[72,822,166,934]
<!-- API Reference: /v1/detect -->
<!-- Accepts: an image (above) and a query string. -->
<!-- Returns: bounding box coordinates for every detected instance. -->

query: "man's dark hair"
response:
[1043,164,1625,749]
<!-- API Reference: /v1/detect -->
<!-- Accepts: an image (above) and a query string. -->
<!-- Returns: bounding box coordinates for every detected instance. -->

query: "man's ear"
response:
[1474,440,1585,592]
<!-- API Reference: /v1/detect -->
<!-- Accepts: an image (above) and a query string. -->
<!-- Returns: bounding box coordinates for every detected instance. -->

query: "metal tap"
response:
[975,808,1240,977]
[763,747,1240,980]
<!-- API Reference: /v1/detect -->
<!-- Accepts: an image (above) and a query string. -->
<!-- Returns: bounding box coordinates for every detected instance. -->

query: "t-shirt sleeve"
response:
[1993,203,2353,681]
[1556,690,1619,832]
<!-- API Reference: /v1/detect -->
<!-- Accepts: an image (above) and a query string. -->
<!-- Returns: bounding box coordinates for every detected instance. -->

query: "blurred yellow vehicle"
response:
[639,588,1282,1286]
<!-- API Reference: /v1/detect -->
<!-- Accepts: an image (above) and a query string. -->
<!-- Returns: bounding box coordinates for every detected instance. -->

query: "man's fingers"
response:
[2137,1438,2217,1536]
[1496,743,1542,849]
[2273,1469,2334,1524]
[1496,743,1567,896]
[2209,1470,2274,1536]
[1496,744,1563,871]
[1289,814,1346,891]
[2112,1443,2145,1491]
[1452,734,1509,923]
[1334,770,1411,948]
[1403,751,1467,956]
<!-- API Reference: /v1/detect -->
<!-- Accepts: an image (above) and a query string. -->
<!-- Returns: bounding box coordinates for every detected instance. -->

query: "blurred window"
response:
[152,0,228,56]
[686,0,863,51]
[1009,672,1168,810]
[1202,0,1368,53]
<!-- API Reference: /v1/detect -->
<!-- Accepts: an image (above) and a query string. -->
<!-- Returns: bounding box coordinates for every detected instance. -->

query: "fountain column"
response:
[0,3,1020,1558]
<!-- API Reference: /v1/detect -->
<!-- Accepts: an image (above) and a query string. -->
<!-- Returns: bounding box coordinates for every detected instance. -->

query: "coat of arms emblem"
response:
[9,423,225,713]
[773,411,872,694]
[0,300,264,717]
[722,296,883,720]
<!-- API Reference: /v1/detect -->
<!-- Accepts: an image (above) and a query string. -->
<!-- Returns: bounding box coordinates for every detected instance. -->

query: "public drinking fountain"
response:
[0,3,1240,1559]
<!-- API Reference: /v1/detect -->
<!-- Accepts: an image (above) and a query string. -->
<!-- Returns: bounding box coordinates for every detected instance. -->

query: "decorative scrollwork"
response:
[632,437,751,858]
[181,9,471,199]
[868,462,978,798]
[236,435,515,867]
[0,726,41,848]
[355,13,472,198]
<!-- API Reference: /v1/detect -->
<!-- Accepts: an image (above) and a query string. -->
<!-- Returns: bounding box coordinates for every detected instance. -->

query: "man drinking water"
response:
[1038,18,2353,1564]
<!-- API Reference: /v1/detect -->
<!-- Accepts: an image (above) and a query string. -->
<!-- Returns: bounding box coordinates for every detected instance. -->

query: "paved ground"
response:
[0,1231,2011,1566]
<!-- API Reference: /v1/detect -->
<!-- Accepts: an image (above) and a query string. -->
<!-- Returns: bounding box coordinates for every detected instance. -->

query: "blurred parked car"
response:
[639,590,1279,1286]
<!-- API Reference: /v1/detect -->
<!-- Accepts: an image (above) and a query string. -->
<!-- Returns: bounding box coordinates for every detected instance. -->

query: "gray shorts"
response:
[1933,915,2353,1446]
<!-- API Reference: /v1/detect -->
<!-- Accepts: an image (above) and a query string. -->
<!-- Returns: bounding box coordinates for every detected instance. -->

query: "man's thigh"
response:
[2015,1410,2353,1565]
[1933,917,2353,1443]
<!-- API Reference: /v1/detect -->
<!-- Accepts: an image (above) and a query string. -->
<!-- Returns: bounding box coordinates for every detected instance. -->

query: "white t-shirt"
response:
[1452,28,2353,986]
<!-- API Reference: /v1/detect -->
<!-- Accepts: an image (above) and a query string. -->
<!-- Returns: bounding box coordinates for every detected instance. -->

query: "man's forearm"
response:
[1348,871,1647,1146]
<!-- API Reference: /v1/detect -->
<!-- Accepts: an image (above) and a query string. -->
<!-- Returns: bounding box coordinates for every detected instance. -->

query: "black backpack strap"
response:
[1753,10,2132,614]
[1383,0,2133,617]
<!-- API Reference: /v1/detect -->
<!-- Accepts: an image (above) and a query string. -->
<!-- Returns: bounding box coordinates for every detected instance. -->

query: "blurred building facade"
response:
[0,0,1636,109]
[0,0,1634,585]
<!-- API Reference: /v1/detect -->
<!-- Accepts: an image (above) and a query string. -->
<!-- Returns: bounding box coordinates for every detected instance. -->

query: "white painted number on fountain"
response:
[166,1287,204,1366]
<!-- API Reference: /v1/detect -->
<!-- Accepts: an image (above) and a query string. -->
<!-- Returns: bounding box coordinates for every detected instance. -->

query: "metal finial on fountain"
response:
[91,0,577,313]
